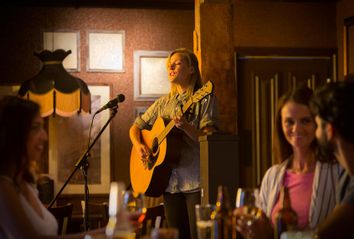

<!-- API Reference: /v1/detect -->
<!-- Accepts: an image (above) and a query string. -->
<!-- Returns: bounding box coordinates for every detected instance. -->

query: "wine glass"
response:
[122,190,146,235]
[235,188,260,227]
[106,181,126,238]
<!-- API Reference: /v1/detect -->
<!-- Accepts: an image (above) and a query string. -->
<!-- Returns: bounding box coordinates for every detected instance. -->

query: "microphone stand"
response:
[48,106,118,232]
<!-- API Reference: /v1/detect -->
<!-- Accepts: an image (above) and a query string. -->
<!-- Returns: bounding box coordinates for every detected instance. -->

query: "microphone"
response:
[96,94,125,114]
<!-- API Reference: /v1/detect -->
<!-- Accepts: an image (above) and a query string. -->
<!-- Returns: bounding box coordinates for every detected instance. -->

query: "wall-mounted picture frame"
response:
[135,106,148,119]
[87,31,125,72]
[49,85,111,194]
[344,16,354,75]
[134,50,170,101]
[43,31,80,72]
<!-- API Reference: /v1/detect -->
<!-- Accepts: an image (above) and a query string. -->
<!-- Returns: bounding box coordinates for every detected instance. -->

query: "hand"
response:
[134,143,150,163]
[233,207,273,239]
[173,115,203,142]
[173,115,189,131]
[129,212,145,233]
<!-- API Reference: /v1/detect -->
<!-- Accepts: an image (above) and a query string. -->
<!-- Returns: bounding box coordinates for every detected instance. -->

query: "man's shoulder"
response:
[348,173,354,194]
[339,171,354,205]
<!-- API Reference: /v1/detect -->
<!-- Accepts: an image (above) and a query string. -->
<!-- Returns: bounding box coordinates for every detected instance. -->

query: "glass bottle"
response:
[215,185,232,239]
[274,186,298,239]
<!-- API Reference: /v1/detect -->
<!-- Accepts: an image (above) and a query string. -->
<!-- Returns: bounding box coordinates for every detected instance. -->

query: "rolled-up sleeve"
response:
[199,94,219,130]
[134,97,164,130]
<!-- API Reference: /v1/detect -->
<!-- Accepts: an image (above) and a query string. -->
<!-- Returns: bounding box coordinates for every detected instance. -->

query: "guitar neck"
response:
[157,99,193,145]
[155,81,213,145]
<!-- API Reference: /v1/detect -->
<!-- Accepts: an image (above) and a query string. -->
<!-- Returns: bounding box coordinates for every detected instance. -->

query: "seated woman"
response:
[235,86,341,238]
[0,96,105,239]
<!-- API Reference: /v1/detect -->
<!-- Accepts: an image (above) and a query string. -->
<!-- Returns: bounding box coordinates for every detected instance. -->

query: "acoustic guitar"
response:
[130,81,214,197]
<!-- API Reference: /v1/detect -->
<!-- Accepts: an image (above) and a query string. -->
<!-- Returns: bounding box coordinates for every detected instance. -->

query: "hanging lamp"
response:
[18,49,91,117]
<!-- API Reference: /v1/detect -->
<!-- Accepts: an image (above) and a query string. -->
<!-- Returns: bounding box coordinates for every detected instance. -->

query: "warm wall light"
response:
[18,49,91,117]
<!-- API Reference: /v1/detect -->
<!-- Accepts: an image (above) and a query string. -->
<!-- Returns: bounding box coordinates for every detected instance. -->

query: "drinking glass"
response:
[151,228,179,239]
[122,190,146,234]
[195,204,216,239]
[235,188,260,227]
[105,182,135,239]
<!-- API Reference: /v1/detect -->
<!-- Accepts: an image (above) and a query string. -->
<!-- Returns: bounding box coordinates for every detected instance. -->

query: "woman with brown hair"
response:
[130,48,218,239]
[236,86,340,238]
[0,96,105,239]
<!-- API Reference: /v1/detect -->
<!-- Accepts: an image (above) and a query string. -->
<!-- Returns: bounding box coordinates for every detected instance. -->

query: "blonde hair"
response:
[166,48,202,98]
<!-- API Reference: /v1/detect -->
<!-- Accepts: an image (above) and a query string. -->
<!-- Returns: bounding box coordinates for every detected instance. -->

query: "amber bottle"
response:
[215,185,233,239]
[274,186,298,239]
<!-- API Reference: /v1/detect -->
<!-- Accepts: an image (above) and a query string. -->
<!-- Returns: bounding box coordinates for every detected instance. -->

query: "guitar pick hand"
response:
[134,143,150,162]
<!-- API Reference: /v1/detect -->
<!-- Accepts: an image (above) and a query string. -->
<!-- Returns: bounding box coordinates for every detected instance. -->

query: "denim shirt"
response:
[134,91,218,193]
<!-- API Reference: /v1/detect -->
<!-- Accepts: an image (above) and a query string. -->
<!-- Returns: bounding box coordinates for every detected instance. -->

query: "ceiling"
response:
[1,0,194,9]
[2,0,339,9]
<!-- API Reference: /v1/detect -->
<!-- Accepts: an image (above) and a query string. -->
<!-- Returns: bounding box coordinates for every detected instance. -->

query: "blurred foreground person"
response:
[311,80,354,239]
[0,96,104,239]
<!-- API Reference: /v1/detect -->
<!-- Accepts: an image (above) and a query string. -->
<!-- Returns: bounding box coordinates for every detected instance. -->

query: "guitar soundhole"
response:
[147,138,159,170]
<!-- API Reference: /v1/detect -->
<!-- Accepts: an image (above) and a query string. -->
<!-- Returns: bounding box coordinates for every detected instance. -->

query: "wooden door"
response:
[236,48,337,187]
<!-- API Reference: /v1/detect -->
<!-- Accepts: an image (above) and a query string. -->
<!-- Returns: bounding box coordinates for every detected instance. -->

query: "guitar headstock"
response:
[192,81,214,103]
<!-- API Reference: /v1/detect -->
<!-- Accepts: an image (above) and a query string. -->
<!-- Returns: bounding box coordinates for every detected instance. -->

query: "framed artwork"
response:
[344,16,354,75]
[87,31,125,72]
[134,50,170,101]
[49,85,111,194]
[43,31,80,71]
[134,106,148,119]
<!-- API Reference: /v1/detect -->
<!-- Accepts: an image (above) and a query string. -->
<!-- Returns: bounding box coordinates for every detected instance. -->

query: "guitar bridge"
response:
[147,155,156,170]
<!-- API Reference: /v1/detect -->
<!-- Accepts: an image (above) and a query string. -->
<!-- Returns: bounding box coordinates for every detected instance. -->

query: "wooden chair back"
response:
[48,203,73,235]
[141,204,166,236]
[86,202,109,229]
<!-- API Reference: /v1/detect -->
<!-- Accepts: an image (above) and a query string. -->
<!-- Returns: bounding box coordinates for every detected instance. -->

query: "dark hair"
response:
[0,96,40,181]
[273,86,316,164]
[311,80,354,143]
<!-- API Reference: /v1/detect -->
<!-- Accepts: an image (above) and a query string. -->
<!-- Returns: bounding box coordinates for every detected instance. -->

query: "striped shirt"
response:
[337,170,354,205]
[259,159,341,229]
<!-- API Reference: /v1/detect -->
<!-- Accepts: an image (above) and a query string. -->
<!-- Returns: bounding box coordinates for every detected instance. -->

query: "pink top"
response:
[271,170,314,229]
